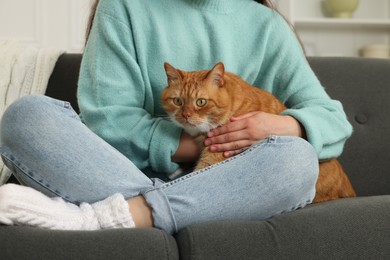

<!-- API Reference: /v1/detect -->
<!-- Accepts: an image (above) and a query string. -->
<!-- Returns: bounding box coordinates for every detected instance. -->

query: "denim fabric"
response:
[0,95,318,234]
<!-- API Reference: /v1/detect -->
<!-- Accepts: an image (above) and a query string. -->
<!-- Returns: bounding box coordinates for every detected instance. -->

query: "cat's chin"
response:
[177,122,212,136]
[184,127,204,137]
[176,121,205,136]
[183,123,217,137]
[170,117,217,136]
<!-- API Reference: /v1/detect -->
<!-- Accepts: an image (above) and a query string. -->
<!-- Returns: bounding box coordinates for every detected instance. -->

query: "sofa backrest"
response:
[46,55,390,197]
[309,57,390,196]
[46,54,82,113]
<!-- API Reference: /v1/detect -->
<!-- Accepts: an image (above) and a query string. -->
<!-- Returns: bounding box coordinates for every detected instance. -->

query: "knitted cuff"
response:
[90,193,135,229]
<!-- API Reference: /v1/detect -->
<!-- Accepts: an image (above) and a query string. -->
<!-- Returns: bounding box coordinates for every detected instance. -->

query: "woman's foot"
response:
[0,184,134,230]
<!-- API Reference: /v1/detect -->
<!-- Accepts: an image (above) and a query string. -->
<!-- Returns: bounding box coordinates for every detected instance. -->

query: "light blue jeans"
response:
[0,95,319,234]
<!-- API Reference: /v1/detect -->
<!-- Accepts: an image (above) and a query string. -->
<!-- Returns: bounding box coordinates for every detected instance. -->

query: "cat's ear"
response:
[164,62,182,85]
[207,62,225,87]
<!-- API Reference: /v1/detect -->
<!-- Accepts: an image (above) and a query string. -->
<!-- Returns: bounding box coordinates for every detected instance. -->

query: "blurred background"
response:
[0,0,389,58]
[0,0,92,53]
[275,0,390,58]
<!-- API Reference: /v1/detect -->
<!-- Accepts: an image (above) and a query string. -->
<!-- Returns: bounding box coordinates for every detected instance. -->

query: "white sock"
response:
[0,184,135,230]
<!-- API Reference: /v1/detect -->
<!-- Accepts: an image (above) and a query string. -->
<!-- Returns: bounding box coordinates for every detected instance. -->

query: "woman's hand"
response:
[204,111,305,158]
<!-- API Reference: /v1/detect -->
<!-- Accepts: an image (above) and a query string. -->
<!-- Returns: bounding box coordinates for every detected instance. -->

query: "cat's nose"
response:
[182,111,191,119]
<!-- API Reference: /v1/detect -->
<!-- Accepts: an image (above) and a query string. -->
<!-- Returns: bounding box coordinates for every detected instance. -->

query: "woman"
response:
[0,0,352,234]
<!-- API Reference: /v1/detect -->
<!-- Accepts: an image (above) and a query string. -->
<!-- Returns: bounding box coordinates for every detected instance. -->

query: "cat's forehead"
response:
[182,76,202,88]
[181,71,208,88]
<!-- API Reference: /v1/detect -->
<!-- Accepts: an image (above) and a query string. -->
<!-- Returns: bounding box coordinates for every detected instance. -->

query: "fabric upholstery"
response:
[176,196,390,260]
[0,226,179,260]
[46,54,82,113]
[309,57,390,196]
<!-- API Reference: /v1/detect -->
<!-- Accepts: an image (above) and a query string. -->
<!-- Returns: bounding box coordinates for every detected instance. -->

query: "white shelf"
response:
[275,0,390,58]
[295,18,390,29]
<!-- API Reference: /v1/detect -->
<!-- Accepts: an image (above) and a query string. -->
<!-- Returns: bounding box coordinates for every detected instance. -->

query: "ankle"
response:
[128,196,153,228]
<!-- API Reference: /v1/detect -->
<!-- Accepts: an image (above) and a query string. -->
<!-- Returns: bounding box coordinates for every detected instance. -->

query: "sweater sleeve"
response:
[77,2,181,175]
[258,13,353,160]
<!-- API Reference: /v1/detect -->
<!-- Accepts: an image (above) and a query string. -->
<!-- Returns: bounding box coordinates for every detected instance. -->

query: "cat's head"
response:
[161,62,230,136]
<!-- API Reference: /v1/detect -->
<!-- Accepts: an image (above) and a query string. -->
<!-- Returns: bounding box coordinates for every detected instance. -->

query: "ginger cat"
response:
[161,62,356,203]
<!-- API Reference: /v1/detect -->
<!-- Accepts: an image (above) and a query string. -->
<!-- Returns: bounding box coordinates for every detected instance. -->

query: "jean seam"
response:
[142,187,178,234]
[63,101,80,119]
[1,151,75,202]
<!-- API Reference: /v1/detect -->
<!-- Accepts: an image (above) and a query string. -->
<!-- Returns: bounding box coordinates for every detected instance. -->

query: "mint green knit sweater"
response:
[78,0,353,177]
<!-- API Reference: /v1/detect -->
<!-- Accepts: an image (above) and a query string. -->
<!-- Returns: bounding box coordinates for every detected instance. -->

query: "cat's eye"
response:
[173,97,183,106]
[196,98,207,107]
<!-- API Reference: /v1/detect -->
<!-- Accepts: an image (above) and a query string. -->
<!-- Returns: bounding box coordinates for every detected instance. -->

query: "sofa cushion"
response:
[0,226,179,260]
[176,195,390,260]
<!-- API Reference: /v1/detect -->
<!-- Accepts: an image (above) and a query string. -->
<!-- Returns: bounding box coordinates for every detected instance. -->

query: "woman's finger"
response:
[207,119,246,138]
[205,127,249,146]
[223,148,248,158]
[209,139,255,153]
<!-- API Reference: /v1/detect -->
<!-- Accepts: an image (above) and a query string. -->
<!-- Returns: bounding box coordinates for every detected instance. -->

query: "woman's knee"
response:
[1,95,51,144]
[2,95,62,123]
[280,136,319,205]
[1,95,77,146]
[293,136,318,180]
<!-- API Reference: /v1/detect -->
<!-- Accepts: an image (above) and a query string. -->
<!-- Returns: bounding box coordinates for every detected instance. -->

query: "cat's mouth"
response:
[182,120,196,128]
[172,116,216,135]
[172,117,197,128]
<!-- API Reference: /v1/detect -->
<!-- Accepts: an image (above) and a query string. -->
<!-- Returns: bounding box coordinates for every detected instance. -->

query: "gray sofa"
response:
[1,55,389,259]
